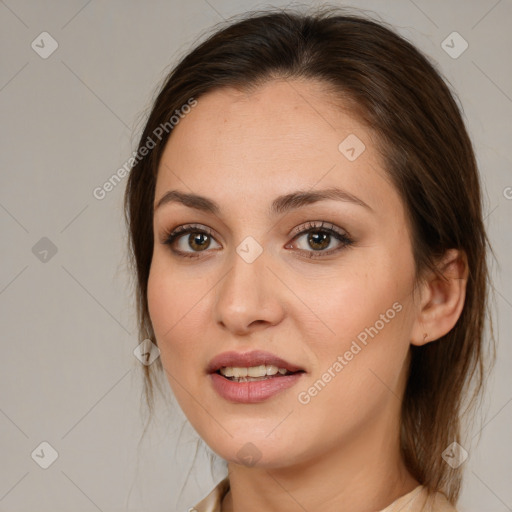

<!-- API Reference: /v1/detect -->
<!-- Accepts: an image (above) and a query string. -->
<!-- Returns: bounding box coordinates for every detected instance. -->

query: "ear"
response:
[410,249,469,346]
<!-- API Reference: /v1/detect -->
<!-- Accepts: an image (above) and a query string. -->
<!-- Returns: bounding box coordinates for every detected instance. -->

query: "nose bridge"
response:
[214,238,282,332]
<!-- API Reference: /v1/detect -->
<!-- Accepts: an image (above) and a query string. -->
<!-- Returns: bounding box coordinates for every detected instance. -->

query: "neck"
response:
[221,404,419,512]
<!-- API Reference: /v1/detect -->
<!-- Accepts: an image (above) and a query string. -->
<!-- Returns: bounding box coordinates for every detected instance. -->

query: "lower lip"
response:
[209,372,304,403]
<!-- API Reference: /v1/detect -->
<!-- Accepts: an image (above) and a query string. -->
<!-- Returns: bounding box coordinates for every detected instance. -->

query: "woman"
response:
[124,6,494,511]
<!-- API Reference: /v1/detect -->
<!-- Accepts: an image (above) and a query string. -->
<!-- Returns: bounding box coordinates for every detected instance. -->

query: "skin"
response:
[147,79,468,512]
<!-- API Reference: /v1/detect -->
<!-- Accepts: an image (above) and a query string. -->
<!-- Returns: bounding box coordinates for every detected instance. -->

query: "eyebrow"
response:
[154,187,373,216]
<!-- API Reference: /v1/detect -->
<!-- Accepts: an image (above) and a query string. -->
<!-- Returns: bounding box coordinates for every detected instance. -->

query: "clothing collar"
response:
[190,477,457,512]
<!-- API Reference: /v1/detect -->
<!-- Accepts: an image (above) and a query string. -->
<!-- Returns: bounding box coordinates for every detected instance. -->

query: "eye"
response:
[161,224,221,258]
[285,221,354,259]
[161,221,354,259]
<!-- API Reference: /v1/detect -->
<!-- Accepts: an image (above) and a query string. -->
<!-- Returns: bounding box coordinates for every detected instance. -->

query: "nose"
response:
[213,244,285,335]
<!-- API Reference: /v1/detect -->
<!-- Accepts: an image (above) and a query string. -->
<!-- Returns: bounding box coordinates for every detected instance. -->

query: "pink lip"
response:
[209,372,304,403]
[206,350,304,374]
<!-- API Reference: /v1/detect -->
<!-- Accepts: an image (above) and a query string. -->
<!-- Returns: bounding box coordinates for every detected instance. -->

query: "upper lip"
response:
[207,350,305,374]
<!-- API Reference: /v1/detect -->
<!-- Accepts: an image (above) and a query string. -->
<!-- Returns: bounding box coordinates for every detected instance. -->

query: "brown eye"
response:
[287,221,354,258]
[306,231,331,251]
[163,224,221,257]
[187,232,211,251]
[162,221,354,260]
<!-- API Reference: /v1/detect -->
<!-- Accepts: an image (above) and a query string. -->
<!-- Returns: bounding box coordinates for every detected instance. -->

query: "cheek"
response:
[296,289,411,437]
[300,253,414,394]
[147,259,211,384]
[147,262,189,364]
[147,262,174,336]
[147,257,201,333]
[307,259,409,341]
[147,265,193,409]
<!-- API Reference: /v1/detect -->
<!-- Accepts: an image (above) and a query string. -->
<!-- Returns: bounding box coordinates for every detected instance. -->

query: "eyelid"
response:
[289,220,350,239]
[160,223,215,243]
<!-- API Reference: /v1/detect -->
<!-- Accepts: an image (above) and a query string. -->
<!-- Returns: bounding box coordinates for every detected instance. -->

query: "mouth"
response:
[206,349,306,377]
[207,352,307,403]
[214,366,306,382]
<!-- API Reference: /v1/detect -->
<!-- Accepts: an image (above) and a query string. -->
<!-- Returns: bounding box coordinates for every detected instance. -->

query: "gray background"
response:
[1,0,511,511]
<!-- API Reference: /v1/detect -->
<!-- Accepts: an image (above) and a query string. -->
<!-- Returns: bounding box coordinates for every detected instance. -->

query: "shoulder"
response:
[381,485,458,512]
[190,480,458,512]
[424,489,459,512]
[190,476,230,512]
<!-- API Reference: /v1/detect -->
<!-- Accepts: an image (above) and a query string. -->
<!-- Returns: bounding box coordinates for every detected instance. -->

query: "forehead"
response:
[155,79,396,217]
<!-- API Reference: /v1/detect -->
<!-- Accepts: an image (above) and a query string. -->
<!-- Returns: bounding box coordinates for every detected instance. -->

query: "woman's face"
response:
[148,79,421,468]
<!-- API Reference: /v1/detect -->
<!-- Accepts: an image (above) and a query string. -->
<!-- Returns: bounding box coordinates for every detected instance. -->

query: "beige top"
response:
[191,477,458,512]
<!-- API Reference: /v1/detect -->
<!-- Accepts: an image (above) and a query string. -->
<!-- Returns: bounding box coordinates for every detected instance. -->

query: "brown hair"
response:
[124,4,495,505]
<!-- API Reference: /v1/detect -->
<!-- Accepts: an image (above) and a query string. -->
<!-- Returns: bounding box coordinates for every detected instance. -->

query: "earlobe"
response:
[411,249,468,346]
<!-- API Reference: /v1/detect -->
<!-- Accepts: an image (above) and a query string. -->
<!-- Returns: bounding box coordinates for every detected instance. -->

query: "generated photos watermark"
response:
[297,301,403,405]
[93,97,197,200]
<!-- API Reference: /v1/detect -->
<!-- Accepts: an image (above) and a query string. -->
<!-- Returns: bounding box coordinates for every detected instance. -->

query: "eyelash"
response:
[161,221,354,259]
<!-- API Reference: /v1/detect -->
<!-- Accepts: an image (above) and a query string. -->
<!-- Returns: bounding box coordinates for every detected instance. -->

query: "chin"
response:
[205,436,304,470]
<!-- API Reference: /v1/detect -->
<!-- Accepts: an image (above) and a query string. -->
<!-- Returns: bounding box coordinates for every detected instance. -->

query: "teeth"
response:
[220,365,289,378]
